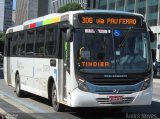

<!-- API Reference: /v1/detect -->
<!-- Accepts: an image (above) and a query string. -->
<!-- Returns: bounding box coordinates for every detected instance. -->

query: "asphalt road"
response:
[0,67,160,119]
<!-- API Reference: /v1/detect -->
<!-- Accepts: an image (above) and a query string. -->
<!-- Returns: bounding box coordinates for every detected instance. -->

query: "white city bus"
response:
[4,10,154,111]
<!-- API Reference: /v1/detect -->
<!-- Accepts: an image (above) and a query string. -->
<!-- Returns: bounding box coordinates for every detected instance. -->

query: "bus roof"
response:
[6,10,144,34]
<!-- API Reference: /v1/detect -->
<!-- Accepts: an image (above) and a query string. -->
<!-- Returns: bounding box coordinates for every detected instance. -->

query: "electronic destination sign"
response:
[77,13,142,27]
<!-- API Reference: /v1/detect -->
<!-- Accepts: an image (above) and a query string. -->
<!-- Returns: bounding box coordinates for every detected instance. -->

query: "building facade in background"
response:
[15,0,28,26]
[0,0,13,32]
[0,0,5,32]
[12,10,16,26]
[15,0,87,25]
[49,0,87,13]
[15,0,48,25]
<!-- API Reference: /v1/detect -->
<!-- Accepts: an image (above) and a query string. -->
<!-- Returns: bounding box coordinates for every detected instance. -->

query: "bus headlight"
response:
[76,75,89,92]
[141,76,151,91]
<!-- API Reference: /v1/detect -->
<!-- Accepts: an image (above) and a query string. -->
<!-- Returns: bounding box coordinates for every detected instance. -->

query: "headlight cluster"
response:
[76,75,89,92]
[141,76,151,91]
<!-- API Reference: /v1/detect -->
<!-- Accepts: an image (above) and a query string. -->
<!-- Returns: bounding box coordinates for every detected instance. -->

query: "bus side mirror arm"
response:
[66,26,74,42]
[148,27,154,42]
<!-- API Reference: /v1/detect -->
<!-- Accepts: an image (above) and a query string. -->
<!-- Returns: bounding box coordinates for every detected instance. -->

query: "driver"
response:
[79,46,90,60]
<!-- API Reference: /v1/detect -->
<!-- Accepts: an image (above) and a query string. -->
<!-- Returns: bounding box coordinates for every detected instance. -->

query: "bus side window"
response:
[12,33,18,56]
[26,30,35,56]
[45,27,57,56]
[35,27,45,56]
[18,31,26,56]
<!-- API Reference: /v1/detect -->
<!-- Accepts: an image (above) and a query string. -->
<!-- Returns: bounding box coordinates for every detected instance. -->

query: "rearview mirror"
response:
[66,27,74,42]
[66,29,71,42]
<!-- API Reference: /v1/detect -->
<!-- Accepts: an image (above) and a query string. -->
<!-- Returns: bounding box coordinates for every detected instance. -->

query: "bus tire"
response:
[15,74,24,97]
[51,83,65,112]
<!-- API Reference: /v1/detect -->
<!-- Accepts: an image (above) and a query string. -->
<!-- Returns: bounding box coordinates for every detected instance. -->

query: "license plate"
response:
[109,96,123,103]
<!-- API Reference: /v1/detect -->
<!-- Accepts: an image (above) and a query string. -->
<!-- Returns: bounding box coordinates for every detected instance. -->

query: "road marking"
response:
[152,98,160,103]
[0,108,7,114]
[0,91,49,119]
[0,108,17,119]
[0,90,62,119]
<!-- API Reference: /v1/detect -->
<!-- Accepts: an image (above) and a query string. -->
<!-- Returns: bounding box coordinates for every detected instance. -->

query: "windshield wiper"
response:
[119,27,134,48]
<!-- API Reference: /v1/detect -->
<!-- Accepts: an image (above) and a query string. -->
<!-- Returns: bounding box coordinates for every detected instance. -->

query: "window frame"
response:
[11,32,18,56]
[45,24,59,58]
[26,29,35,57]
[17,31,26,56]
[35,26,45,57]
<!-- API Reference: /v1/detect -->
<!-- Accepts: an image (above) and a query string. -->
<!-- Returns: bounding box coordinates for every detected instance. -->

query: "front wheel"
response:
[15,74,24,97]
[51,83,65,112]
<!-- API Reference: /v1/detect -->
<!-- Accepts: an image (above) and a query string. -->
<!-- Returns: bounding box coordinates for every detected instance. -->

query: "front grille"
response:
[95,89,136,94]
[96,97,134,105]
[89,79,141,85]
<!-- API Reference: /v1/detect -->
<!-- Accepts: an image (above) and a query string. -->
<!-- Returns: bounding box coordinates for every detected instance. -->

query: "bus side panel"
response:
[17,57,28,91]
[10,57,18,87]
[33,58,52,98]
[18,58,34,93]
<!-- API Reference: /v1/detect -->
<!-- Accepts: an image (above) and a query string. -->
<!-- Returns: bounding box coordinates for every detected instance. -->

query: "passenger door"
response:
[61,29,70,100]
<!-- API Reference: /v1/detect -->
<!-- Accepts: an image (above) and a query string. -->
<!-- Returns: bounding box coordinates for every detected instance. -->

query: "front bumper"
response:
[70,87,152,107]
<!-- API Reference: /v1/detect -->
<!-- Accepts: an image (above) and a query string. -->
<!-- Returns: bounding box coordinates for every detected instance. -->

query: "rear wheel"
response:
[15,74,24,97]
[51,83,65,112]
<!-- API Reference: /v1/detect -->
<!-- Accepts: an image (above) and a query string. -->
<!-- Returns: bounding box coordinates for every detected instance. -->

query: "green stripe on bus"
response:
[43,19,52,25]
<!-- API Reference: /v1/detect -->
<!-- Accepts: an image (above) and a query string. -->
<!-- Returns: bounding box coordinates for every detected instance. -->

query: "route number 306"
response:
[82,17,93,24]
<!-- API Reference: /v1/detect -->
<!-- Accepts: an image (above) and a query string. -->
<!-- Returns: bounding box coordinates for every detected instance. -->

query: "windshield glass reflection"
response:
[114,29,150,73]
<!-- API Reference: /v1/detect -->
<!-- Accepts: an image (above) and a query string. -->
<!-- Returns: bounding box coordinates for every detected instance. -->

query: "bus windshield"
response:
[74,29,150,73]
